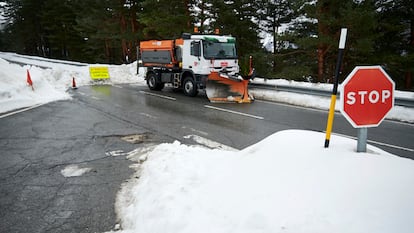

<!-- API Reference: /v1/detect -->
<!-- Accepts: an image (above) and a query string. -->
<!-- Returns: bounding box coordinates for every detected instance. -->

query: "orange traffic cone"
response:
[26,69,34,91]
[72,77,78,89]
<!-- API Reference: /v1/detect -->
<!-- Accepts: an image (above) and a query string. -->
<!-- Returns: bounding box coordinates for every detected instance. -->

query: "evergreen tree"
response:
[258,0,293,73]
[0,0,411,88]
[275,0,319,81]
[259,0,293,53]
[74,0,143,63]
[283,0,377,83]
[190,0,215,33]
[375,0,414,89]
[40,0,82,60]
[74,0,119,63]
[1,0,46,55]
[139,0,192,39]
[209,0,262,74]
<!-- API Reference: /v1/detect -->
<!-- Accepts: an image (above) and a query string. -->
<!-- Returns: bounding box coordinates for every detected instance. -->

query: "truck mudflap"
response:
[206,71,254,103]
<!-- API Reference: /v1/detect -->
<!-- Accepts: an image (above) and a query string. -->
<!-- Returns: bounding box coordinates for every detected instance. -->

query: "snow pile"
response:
[251,78,414,123]
[61,164,92,177]
[0,58,72,113]
[0,56,146,113]
[114,130,414,233]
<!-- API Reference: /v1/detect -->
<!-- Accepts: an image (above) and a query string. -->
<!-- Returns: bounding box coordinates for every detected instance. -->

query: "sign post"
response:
[357,128,368,152]
[340,66,395,152]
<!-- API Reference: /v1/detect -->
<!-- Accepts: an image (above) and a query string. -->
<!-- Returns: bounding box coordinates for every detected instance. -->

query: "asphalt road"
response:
[82,84,412,158]
[1,84,413,232]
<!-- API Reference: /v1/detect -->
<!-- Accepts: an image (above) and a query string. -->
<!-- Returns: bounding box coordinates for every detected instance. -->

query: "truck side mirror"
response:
[191,41,201,57]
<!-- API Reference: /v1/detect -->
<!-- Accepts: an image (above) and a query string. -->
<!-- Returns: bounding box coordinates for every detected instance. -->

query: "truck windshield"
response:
[203,41,237,59]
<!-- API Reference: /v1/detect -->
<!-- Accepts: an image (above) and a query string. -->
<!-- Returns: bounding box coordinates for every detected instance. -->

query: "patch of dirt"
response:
[120,133,150,144]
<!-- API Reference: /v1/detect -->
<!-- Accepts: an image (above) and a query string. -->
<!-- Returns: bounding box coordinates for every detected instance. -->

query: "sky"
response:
[1,52,414,233]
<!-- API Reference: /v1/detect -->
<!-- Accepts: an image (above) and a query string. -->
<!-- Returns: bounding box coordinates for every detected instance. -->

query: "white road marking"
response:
[139,91,176,101]
[204,105,264,120]
[112,84,123,89]
[255,99,330,114]
[0,103,46,119]
[182,126,208,136]
[331,132,414,152]
[257,100,414,126]
[105,150,125,157]
[383,119,414,127]
[140,112,158,119]
[184,134,238,151]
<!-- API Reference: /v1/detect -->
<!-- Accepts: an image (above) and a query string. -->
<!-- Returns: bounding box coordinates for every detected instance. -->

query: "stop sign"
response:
[340,66,395,128]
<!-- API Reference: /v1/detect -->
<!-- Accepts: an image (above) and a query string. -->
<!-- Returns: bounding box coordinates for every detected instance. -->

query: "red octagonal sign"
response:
[340,66,395,128]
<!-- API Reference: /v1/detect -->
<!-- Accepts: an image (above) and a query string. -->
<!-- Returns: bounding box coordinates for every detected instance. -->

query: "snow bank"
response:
[113,130,414,233]
[251,78,414,123]
[0,58,72,113]
[61,164,92,177]
[0,56,146,113]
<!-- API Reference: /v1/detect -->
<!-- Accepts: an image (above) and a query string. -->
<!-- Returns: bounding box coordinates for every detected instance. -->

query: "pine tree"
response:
[375,0,414,89]
[1,0,46,55]
[74,0,143,63]
[258,0,293,73]
[283,0,378,83]
[40,0,82,60]
[190,0,215,33]
[213,1,263,75]
[139,0,193,39]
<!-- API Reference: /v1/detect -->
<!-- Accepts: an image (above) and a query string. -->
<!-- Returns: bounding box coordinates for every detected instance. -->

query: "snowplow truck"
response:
[138,33,254,103]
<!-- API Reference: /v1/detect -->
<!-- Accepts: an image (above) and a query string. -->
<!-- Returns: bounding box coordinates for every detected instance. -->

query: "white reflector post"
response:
[339,28,348,49]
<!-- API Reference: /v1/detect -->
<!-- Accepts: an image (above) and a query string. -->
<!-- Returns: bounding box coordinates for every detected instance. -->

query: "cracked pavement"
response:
[0,100,162,233]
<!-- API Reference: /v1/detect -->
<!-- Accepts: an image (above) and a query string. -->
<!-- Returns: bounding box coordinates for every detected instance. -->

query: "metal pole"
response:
[357,128,368,152]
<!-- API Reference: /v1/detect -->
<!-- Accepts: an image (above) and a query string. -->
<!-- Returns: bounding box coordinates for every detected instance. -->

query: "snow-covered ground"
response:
[0,52,143,114]
[1,52,414,233]
[111,130,414,233]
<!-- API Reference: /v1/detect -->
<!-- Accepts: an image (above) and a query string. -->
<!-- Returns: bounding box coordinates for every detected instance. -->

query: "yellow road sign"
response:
[89,66,110,80]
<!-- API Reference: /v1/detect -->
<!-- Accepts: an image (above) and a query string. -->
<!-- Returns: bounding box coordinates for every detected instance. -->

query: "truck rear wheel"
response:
[182,77,198,97]
[147,73,164,91]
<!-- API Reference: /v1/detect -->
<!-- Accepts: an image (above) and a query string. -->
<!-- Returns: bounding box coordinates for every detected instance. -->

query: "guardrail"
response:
[249,82,414,108]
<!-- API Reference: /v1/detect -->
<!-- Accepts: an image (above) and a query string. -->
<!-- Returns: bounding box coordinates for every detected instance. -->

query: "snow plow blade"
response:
[206,71,253,103]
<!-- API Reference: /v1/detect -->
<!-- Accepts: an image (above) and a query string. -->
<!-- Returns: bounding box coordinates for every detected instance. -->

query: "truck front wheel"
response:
[182,77,198,97]
[147,73,164,91]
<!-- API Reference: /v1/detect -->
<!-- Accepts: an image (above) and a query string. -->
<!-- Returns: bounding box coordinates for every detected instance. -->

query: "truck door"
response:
[182,40,208,75]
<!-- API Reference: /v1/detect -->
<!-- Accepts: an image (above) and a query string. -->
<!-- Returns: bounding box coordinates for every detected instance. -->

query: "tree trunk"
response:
[405,17,413,90]
[184,0,191,29]
[406,72,412,90]
[105,39,111,63]
[317,46,325,83]
[199,0,205,32]
[316,0,332,83]
[273,17,277,73]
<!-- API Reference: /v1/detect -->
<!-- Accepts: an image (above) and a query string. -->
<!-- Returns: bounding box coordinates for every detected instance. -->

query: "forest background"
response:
[0,0,412,89]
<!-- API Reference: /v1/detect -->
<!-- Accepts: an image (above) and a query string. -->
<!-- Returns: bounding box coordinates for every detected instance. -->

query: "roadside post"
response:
[324,28,348,148]
[137,46,140,75]
[340,66,395,152]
